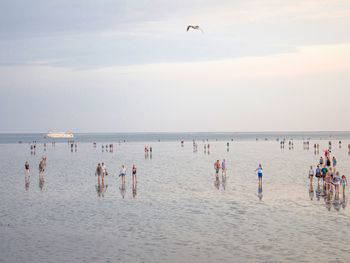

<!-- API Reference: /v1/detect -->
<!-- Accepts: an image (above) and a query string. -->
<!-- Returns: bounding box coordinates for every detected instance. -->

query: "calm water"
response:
[1,131,350,144]
[1,136,350,262]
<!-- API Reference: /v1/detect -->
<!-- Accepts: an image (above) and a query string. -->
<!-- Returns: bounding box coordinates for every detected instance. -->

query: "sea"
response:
[1,132,350,262]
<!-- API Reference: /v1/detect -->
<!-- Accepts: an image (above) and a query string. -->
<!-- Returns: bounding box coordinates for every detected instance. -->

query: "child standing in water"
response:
[214,160,220,177]
[221,159,226,176]
[255,164,263,185]
[332,156,337,167]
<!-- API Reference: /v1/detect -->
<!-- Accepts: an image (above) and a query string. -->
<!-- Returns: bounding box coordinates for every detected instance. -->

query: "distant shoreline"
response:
[1,131,350,144]
[1,131,350,135]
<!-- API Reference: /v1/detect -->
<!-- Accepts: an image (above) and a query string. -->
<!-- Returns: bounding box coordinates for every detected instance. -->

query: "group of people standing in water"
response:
[24,156,47,191]
[22,138,349,206]
[144,146,152,158]
[94,162,138,198]
[213,159,227,190]
[308,146,348,210]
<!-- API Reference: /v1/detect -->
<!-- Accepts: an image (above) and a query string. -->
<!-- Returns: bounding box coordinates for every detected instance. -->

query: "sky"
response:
[1,0,350,133]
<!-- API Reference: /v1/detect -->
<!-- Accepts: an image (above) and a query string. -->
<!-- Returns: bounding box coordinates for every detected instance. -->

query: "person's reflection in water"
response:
[132,181,137,198]
[39,172,45,191]
[96,178,107,198]
[324,192,332,211]
[333,191,341,211]
[120,179,126,199]
[119,165,127,198]
[221,174,227,190]
[25,173,30,191]
[341,191,347,210]
[309,183,314,201]
[315,182,321,201]
[214,175,220,190]
[258,183,263,201]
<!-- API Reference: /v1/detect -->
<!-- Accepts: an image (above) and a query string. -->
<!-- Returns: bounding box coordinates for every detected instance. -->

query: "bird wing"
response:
[187,25,192,31]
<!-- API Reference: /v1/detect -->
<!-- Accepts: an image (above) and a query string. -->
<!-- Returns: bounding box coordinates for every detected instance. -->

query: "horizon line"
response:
[1,130,350,135]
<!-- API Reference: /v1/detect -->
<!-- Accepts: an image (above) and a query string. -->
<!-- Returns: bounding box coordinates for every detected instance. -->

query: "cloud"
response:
[1,43,349,93]
[0,0,349,68]
[1,42,350,132]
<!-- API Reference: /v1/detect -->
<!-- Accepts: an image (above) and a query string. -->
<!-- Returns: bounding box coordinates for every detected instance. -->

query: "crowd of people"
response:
[22,138,349,206]
[309,150,347,196]
[308,144,348,210]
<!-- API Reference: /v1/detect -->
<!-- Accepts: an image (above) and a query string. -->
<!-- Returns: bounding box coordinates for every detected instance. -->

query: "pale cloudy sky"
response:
[1,0,350,133]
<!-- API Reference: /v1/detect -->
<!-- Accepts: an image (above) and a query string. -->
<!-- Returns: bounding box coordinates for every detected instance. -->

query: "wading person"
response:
[95,163,102,185]
[308,166,314,186]
[255,164,263,186]
[214,160,220,177]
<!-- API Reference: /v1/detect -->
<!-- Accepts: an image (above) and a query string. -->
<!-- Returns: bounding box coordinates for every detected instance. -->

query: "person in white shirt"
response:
[119,165,127,184]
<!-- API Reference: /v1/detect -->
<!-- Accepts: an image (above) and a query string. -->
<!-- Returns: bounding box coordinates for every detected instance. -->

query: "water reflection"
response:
[325,193,332,211]
[342,193,347,209]
[309,183,314,201]
[39,172,45,191]
[25,173,30,191]
[96,182,108,198]
[333,193,341,211]
[120,179,126,199]
[221,174,227,190]
[312,182,348,211]
[132,174,137,198]
[214,174,220,190]
[315,183,321,201]
[132,182,137,198]
[258,184,263,201]
[213,173,227,191]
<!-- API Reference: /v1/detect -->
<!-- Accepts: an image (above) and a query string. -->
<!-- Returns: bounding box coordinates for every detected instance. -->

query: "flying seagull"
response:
[186,25,203,33]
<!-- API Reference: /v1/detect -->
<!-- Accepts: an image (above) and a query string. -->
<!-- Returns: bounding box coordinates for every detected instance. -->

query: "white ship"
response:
[45,131,74,139]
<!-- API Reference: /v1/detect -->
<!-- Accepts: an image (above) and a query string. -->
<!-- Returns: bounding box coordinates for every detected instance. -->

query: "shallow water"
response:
[1,140,350,262]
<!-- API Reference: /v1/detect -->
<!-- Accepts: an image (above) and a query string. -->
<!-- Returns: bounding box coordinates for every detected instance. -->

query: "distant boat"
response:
[45,131,74,139]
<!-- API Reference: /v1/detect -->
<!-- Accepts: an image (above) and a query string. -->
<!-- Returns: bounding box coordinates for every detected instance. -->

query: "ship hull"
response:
[46,133,74,139]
